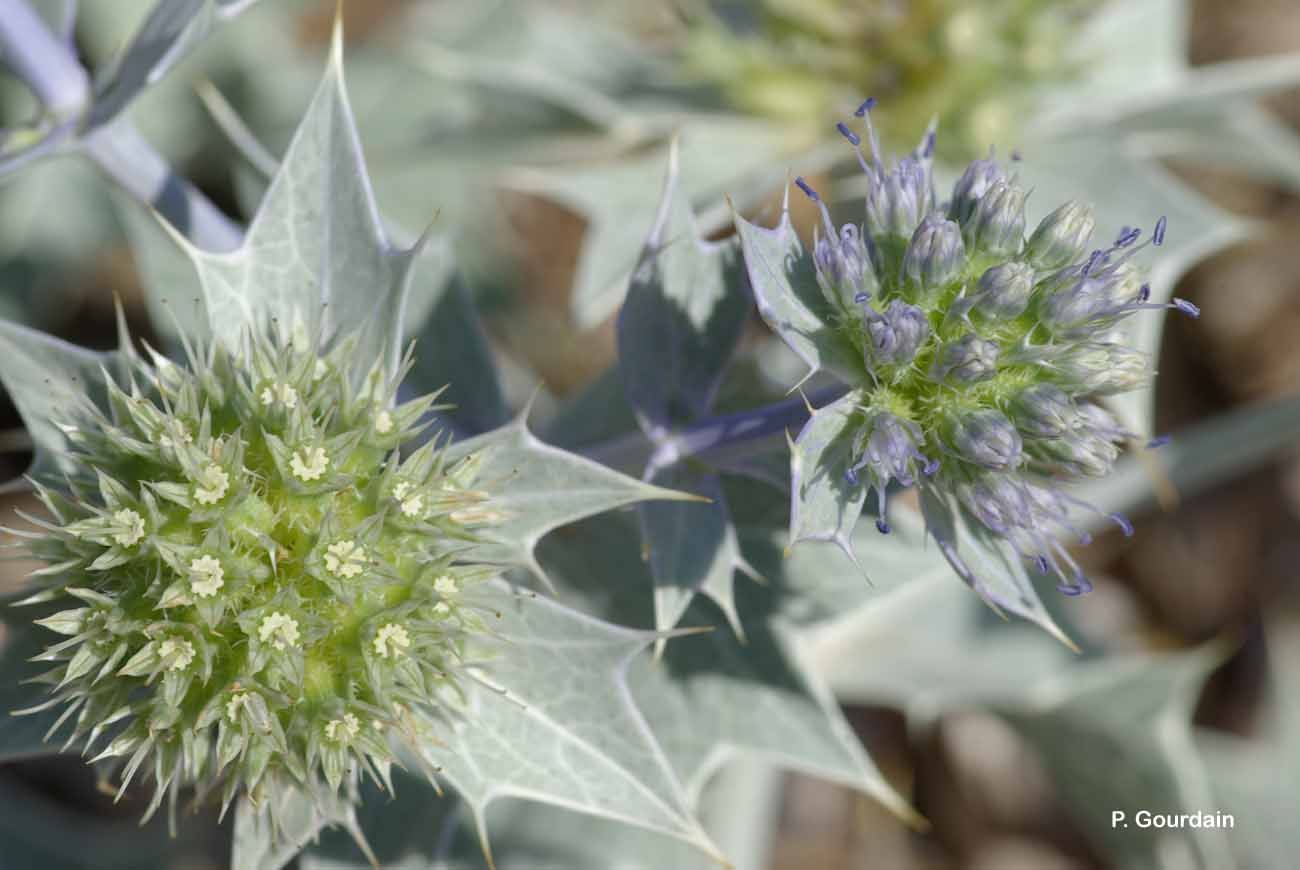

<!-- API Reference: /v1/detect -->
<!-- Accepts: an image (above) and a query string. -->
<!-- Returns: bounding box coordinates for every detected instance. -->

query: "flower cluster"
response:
[793,101,1197,596]
[11,329,500,823]
[684,0,1091,155]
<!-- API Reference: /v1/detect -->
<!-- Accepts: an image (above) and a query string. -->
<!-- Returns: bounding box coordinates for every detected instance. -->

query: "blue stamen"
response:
[855,97,876,117]
[853,292,871,304]
[1147,435,1171,448]
[922,131,936,158]
[1172,298,1199,318]
[1137,283,1151,303]
[1109,513,1134,536]
[1115,226,1141,247]
[794,176,819,202]
[836,122,861,146]
[875,518,891,534]
[1153,216,1168,246]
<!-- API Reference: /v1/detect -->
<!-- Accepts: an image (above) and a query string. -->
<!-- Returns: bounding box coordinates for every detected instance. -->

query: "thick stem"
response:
[83,122,243,252]
[580,384,847,473]
[0,0,88,119]
[0,0,243,252]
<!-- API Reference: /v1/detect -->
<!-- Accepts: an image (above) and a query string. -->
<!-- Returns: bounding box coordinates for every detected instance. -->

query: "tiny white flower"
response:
[226,691,250,723]
[193,463,230,505]
[313,358,328,381]
[290,447,329,482]
[392,481,413,499]
[433,575,458,597]
[400,493,424,518]
[258,612,300,651]
[157,637,195,671]
[324,540,366,579]
[374,410,393,435]
[373,623,411,659]
[324,712,360,742]
[260,381,299,409]
[432,602,451,617]
[189,554,225,598]
[112,509,145,547]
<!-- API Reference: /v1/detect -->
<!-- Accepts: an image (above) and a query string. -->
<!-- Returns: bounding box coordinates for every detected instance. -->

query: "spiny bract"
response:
[10,327,500,826]
[785,100,1198,596]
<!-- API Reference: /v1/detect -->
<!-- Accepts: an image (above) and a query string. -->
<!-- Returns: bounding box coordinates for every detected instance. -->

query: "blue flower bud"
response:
[846,411,938,532]
[812,222,877,311]
[969,261,1035,319]
[964,179,1026,257]
[1025,201,1096,270]
[902,216,965,296]
[948,156,1004,226]
[944,408,1023,470]
[931,333,999,383]
[865,299,931,368]
[1009,384,1078,438]
[865,157,931,240]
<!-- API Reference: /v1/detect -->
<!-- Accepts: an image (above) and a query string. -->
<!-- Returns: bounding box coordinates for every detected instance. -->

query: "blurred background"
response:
[2,0,1300,868]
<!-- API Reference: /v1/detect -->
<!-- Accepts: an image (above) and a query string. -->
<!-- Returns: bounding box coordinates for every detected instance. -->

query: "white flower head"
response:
[258,612,300,651]
[373,623,411,659]
[324,540,366,579]
[324,712,360,742]
[400,493,424,518]
[432,602,451,617]
[157,637,195,671]
[291,447,329,482]
[189,554,225,598]
[433,575,458,597]
[313,358,328,381]
[226,691,251,723]
[112,509,145,547]
[260,381,299,409]
[374,410,393,435]
[193,463,230,505]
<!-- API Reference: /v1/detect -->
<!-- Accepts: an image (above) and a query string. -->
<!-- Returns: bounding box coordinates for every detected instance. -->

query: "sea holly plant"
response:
[735,101,1200,642]
[0,26,729,869]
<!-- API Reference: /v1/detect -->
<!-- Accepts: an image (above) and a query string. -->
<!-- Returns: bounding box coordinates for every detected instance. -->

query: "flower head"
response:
[770,103,1196,595]
[10,331,494,831]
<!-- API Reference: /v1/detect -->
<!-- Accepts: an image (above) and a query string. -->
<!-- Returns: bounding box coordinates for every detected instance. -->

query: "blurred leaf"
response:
[87,0,264,132]
[541,365,640,450]
[1002,647,1233,870]
[1196,619,1300,870]
[0,602,66,762]
[406,271,509,438]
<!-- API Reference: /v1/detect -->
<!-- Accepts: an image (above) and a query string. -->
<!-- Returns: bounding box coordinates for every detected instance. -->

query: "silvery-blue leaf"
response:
[919,488,1075,649]
[415,582,722,866]
[617,141,750,431]
[787,390,869,565]
[640,465,749,640]
[443,409,699,583]
[148,25,438,380]
[536,512,920,831]
[734,192,860,385]
[541,365,639,451]
[231,782,369,870]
